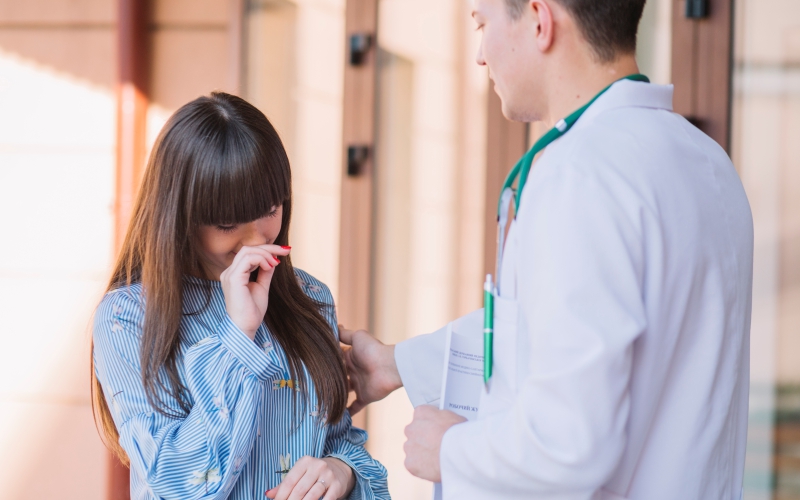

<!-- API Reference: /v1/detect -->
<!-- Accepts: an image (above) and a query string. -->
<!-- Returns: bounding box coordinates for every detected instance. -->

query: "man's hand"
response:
[339,327,403,415]
[403,405,467,482]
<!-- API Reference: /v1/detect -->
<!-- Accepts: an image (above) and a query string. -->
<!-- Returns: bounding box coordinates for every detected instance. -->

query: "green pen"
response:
[484,274,494,385]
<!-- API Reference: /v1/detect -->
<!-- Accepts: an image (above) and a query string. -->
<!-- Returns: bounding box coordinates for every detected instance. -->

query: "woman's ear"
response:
[530,0,555,53]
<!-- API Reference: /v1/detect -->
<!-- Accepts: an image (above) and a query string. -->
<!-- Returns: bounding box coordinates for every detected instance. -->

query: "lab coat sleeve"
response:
[395,309,484,408]
[439,164,647,497]
[395,326,448,407]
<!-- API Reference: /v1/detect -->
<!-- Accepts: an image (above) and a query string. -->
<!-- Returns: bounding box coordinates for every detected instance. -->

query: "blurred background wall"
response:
[0,1,116,498]
[732,0,800,497]
[0,0,797,499]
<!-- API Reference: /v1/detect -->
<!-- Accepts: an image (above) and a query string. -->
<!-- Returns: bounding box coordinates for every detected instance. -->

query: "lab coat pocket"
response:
[478,295,519,418]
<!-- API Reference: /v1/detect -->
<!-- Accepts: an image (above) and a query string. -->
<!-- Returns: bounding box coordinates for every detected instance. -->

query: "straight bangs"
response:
[183,101,291,228]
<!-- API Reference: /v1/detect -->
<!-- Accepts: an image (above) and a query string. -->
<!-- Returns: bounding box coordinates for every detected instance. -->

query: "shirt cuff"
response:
[216,314,278,382]
[325,453,375,500]
[395,328,448,408]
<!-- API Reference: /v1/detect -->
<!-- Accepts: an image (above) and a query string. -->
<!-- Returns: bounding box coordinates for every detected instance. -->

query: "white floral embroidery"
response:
[111,305,124,334]
[212,395,229,420]
[190,468,221,493]
[296,276,323,294]
[262,341,274,354]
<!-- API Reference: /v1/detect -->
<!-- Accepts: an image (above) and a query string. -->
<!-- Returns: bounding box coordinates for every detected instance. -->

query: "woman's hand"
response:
[265,457,355,500]
[220,244,290,340]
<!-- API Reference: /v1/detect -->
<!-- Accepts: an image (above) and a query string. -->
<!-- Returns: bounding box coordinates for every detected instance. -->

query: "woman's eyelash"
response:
[267,208,279,218]
[216,225,238,233]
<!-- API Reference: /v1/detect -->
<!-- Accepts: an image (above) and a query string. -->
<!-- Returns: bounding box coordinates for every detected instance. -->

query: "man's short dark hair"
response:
[505,0,647,63]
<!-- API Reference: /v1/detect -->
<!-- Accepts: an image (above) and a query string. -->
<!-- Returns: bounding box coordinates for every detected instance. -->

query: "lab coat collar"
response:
[572,79,674,132]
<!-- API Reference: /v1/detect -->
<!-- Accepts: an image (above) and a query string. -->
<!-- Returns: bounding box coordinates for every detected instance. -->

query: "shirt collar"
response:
[573,79,674,131]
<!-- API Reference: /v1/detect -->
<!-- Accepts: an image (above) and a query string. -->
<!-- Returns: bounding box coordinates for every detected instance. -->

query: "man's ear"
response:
[529,0,555,53]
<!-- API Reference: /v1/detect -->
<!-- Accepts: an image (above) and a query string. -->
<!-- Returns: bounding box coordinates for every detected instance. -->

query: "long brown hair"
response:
[91,92,348,465]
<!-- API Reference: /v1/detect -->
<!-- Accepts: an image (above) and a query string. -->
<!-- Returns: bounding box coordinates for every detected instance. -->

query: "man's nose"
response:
[476,42,486,66]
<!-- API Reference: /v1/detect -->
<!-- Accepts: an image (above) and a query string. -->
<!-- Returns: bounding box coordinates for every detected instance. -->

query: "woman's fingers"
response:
[274,457,313,500]
[300,481,328,500]
[286,457,329,500]
[271,457,343,500]
[321,483,341,500]
[221,248,279,338]
[255,244,292,259]
[255,257,276,289]
[223,245,290,284]
[231,247,279,274]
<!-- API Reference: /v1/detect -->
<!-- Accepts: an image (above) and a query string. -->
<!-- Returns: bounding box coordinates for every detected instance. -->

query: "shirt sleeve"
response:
[439,164,647,497]
[323,411,390,500]
[395,308,484,408]
[93,289,282,500]
[395,327,447,407]
[295,271,391,499]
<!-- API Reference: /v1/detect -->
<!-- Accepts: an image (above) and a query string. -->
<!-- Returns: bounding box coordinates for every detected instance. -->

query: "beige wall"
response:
[367,0,488,497]
[144,0,346,291]
[733,0,800,391]
[243,0,346,294]
[732,0,800,497]
[0,0,116,498]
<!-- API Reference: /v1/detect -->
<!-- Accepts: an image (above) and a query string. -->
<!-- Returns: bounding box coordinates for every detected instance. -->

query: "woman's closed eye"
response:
[216,224,238,233]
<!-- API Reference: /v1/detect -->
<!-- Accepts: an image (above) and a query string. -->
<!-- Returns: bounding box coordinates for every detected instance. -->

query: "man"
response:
[341,0,753,498]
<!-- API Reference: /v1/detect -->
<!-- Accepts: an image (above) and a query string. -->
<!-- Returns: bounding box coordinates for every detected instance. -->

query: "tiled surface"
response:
[0,0,114,24]
[152,0,228,26]
[150,29,231,110]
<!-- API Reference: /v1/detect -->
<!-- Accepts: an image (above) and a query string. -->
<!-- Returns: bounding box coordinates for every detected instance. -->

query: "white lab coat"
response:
[395,80,753,500]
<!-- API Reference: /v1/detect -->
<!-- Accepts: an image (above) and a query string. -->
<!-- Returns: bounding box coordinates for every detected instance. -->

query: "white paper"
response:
[433,322,484,499]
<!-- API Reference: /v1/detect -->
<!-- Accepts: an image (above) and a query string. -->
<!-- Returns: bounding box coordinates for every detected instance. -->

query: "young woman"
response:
[92,92,389,500]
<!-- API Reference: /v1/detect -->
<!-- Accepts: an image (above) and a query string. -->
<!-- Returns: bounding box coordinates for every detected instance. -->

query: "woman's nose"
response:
[241,222,268,246]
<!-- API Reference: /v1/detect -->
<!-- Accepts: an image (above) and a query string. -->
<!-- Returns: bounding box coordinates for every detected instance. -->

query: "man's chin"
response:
[500,99,535,124]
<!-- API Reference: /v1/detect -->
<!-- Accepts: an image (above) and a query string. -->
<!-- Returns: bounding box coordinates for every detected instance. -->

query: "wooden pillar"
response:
[483,89,528,278]
[671,0,734,152]
[114,0,150,253]
[110,0,150,497]
[338,0,378,430]
[338,0,378,332]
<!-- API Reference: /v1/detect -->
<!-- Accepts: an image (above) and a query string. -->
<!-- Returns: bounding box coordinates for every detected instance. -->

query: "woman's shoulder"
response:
[94,283,145,338]
[293,268,334,306]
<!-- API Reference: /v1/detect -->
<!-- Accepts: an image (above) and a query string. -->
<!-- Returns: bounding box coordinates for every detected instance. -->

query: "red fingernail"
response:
[281,246,291,250]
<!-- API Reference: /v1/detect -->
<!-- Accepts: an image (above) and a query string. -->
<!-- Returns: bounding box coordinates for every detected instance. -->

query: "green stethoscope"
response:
[483,74,651,385]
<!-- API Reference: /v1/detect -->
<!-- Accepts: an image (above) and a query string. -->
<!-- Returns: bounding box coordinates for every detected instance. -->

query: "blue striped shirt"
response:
[93,269,390,500]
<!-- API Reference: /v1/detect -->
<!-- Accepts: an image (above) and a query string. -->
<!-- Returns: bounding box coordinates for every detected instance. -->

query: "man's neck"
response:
[542,54,640,129]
